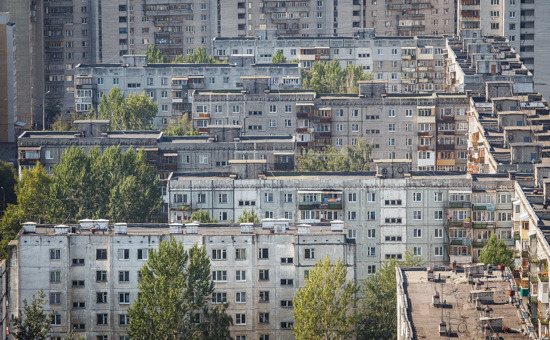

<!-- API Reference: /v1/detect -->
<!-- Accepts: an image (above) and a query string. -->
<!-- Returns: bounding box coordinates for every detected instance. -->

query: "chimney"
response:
[330,220,344,232]
[185,222,199,234]
[54,225,69,235]
[22,222,36,234]
[240,223,254,234]
[169,223,183,234]
[114,223,127,234]
[298,224,311,234]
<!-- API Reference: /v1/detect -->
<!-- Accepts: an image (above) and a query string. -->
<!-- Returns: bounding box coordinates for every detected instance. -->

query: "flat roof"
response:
[401,268,528,339]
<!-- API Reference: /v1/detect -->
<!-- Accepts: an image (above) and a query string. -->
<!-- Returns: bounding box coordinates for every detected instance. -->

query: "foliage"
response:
[173,46,219,64]
[272,50,288,63]
[11,290,53,340]
[236,209,260,223]
[356,250,424,340]
[99,88,158,130]
[163,115,200,136]
[297,141,373,172]
[146,43,167,63]
[479,233,514,267]
[302,60,372,94]
[292,256,358,340]
[0,160,17,211]
[196,303,234,340]
[50,110,96,131]
[49,146,161,223]
[190,209,217,223]
[128,239,231,339]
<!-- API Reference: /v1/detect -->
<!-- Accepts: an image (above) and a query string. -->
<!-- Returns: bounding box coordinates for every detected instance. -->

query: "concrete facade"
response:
[7,220,354,340]
[0,13,17,142]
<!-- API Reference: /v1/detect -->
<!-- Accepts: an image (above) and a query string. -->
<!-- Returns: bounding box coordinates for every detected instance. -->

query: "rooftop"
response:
[399,267,530,339]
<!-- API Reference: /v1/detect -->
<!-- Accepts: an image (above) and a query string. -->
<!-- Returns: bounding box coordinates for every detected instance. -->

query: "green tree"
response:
[0,160,17,213]
[163,115,200,136]
[236,209,260,223]
[127,239,228,339]
[357,250,424,340]
[297,141,372,172]
[11,290,54,340]
[173,46,219,64]
[292,256,358,340]
[344,65,373,94]
[302,60,371,94]
[146,43,167,63]
[196,303,234,340]
[478,233,514,267]
[272,50,288,63]
[99,88,157,130]
[190,209,217,223]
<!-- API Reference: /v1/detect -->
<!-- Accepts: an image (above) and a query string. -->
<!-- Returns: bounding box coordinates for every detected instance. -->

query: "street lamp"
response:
[43,90,50,131]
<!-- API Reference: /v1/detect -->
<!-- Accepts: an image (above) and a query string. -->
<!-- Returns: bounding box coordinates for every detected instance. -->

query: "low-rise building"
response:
[7,219,354,340]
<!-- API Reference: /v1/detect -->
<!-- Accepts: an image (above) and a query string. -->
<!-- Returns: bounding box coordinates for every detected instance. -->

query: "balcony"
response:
[451,238,471,246]
[447,202,470,209]
[448,220,470,228]
[437,144,455,151]
[297,111,313,119]
[472,223,490,229]
[472,240,488,247]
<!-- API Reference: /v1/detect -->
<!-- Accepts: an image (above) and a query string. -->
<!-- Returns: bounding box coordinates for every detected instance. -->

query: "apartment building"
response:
[168,160,516,273]
[445,33,533,94]
[191,79,470,171]
[0,13,17,143]
[7,220,354,340]
[362,0,455,37]
[457,0,550,98]
[74,55,301,128]
[213,34,448,93]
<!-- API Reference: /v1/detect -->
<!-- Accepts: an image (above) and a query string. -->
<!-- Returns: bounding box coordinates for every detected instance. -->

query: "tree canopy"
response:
[297,142,373,172]
[478,233,514,267]
[301,60,373,94]
[190,209,217,223]
[173,46,219,64]
[356,250,424,340]
[146,43,167,63]
[98,87,158,130]
[163,115,200,137]
[272,50,288,63]
[0,160,17,214]
[236,209,259,223]
[292,256,358,340]
[11,290,53,340]
[127,239,231,339]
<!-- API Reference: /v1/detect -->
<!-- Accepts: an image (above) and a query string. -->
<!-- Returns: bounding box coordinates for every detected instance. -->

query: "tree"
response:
[356,250,424,340]
[301,60,371,94]
[297,141,373,172]
[0,160,17,214]
[99,88,157,130]
[292,256,358,340]
[190,209,217,223]
[196,303,234,340]
[11,290,53,340]
[163,115,200,136]
[272,50,287,63]
[236,209,259,223]
[146,43,167,63]
[173,46,219,64]
[478,233,514,267]
[127,239,230,339]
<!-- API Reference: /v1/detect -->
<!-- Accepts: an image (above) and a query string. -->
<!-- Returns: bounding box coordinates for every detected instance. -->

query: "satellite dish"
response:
[397,167,404,174]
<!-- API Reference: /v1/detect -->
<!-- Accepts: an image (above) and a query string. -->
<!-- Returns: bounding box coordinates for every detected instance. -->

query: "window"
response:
[212,249,227,260]
[281,257,294,264]
[137,249,149,260]
[235,248,246,260]
[281,279,294,286]
[119,292,130,304]
[284,193,293,203]
[259,291,270,302]
[389,109,395,117]
[96,270,108,282]
[236,292,246,303]
[434,211,443,220]
[72,280,85,287]
[305,248,315,259]
[236,314,246,325]
[118,249,129,260]
[388,124,396,132]
[120,314,130,326]
[51,314,62,326]
[259,313,270,324]
[259,269,269,281]
[413,229,422,238]
[435,247,443,256]
[435,228,443,238]
[198,193,206,203]
[348,211,357,220]
[264,192,273,202]
[413,193,422,202]
[50,249,61,260]
[119,271,130,283]
[259,336,270,340]
[212,292,227,304]
[97,313,108,325]
[413,247,422,256]
[258,248,269,259]
[50,271,61,283]
[348,193,357,202]
[96,249,107,260]
[367,211,376,220]
[367,247,376,257]
[236,270,246,281]
[413,211,422,220]
[212,271,227,282]
[281,322,294,329]
[50,293,61,305]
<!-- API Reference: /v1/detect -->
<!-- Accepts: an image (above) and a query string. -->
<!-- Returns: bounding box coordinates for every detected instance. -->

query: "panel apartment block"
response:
[8,221,354,340]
